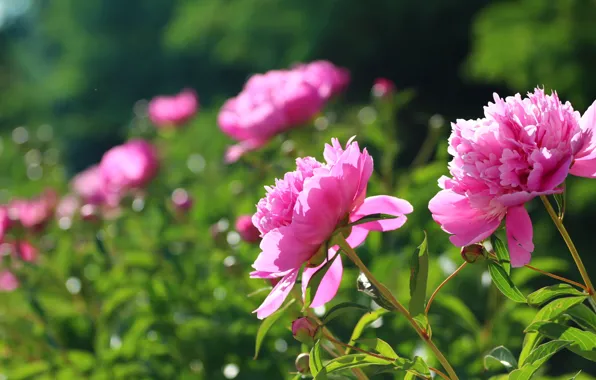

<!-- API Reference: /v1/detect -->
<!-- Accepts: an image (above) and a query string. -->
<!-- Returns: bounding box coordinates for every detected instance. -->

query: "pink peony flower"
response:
[99,139,159,197]
[372,78,396,99]
[8,191,55,231]
[250,138,413,318]
[429,88,596,267]
[0,270,18,292]
[16,241,37,262]
[72,165,109,205]
[295,60,350,100]
[148,89,199,128]
[235,215,261,243]
[56,194,81,221]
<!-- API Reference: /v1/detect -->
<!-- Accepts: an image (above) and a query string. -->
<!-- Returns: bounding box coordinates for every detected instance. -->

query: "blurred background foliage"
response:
[0,0,595,379]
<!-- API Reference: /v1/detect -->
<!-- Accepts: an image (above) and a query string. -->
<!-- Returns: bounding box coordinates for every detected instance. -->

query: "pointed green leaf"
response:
[413,314,432,338]
[309,340,324,377]
[409,233,429,316]
[322,302,369,324]
[527,284,585,306]
[525,321,596,362]
[314,354,393,379]
[357,338,398,359]
[403,356,431,377]
[254,298,295,359]
[491,235,511,274]
[484,346,518,372]
[524,340,572,368]
[566,304,596,332]
[347,308,390,352]
[348,213,399,227]
[531,296,587,323]
[508,364,540,380]
[304,254,339,310]
[488,262,526,303]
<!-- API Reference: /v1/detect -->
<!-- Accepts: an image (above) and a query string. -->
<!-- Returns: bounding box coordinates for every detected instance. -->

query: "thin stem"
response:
[323,333,396,362]
[540,195,596,304]
[425,262,467,314]
[333,234,459,380]
[524,264,589,292]
[430,367,450,380]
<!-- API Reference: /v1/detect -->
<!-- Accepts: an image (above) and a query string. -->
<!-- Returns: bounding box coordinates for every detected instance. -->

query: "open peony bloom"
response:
[250,138,413,319]
[148,89,199,128]
[429,88,596,267]
[218,61,349,163]
[99,139,159,200]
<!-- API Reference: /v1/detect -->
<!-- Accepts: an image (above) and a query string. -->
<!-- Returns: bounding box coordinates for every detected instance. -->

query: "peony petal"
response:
[350,195,413,232]
[345,225,369,248]
[506,205,534,267]
[253,227,314,273]
[429,190,502,247]
[254,268,299,319]
[570,100,596,178]
[301,251,343,308]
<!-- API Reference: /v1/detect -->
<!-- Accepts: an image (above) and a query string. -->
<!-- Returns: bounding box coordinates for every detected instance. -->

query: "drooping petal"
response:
[506,205,534,267]
[350,195,413,231]
[253,227,314,273]
[345,225,369,248]
[254,268,299,319]
[429,190,501,247]
[301,252,343,308]
[570,100,596,178]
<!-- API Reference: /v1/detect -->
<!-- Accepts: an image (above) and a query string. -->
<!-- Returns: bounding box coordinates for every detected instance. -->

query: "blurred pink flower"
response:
[15,241,37,262]
[100,139,159,197]
[0,207,10,241]
[148,89,199,128]
[372,78,395,99]
[251,138,413,318]
[235,215,260,243]
[171,188,193,212]
[295,60,350,100]
[8,191,56,231]
[56,194,81,221]
[0,271,18,292]
[429,88,596,267]
[72,165,109,205]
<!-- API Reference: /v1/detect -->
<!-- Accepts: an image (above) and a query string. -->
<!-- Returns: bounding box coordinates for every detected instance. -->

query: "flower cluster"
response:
[250,137,413,318]
[429,88,596,266]
[218,61,349,163]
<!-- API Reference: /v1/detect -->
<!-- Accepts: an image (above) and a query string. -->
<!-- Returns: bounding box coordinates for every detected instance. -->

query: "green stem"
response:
[540,195,596,306]
[425,262,467,315]
[333,234,459,380]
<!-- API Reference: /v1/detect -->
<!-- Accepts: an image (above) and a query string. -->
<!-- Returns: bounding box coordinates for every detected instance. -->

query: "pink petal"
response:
[570,100,596,178]
[429,190,501,247]
[301,252,343,308]
[252,227,314,273]
[254,268,299,319]
[346,225,369,248]
[506,205,534,267]
[350,195,413,232]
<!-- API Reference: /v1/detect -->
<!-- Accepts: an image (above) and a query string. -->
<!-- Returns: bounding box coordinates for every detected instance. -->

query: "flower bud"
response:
[16,241,38,262]
[235,215,260,243]
[461,244,485,263]
[0,270,19,292]
[291,317,320,345]
[371,78,395,99]
[295,353,310,375]
[80,204,100,222]
[172,188,193,212]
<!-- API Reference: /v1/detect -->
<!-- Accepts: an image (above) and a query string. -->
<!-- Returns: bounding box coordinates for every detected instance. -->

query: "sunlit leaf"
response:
[348,213,398,227]
[524,340,572,368]
[490,235,511,274]
[525,321,596,362]
[347,309,390,352]
[314,354,393,379]
[309,340,324,377]
[508,364,540,380]
[484,346,518,372]
[409,233,429,316]
[488,262,526,303]
[566,304,596,333]
[357,338,398,359]
[527,284,585,306]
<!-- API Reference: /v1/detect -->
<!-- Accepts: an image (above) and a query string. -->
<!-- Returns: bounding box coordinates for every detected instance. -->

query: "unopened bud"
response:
[172,188,193,212]
[461,244,485,263]
[371,78,396,99]
[291,317,320,345]
[235,215,260,243]
[295,353,310,375]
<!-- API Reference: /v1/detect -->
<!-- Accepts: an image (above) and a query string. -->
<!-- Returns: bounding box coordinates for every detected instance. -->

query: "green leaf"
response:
[531,296,587,324]
[569,370,581,379]
[309,340,324,377]
[348,213,398,227]
[434,294,481,333]
[100,288,139,321]
[413,314,432,338]
[356,273,397,312]
[322,302,369,324]
[67,350,96,372]
[304,254,338,310]
[488,262,526,303]
[314,354,393,379]
[553,189,566,221]
[527,284,586,306]
[347,308,390,352]
[409,233,429,316]
[9,361,51,379]
[357,338,398,359]
[566,304,596,332]
[524,340,572,368]
[508,364,540,380]
[484,346,518,372]
[403,356,431,377]
[254,298,295,359]
[491,235,511,274]
[525,321,596,362]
